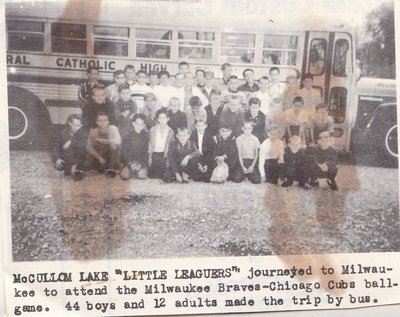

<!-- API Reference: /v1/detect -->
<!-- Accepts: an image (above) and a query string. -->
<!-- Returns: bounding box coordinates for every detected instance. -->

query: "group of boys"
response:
[52,62,338,190]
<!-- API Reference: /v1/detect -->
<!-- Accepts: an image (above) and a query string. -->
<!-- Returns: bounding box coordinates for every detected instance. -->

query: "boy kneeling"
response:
[167,127,201,183]
[307,130,338,190]
[86,112,121,178]
[281,135,310,189]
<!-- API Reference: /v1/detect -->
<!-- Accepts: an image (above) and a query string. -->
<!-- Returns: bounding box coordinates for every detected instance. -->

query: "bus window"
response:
[329,87,347,124]
[308,39,326,75]
[51,23,86,54]
[333,39,349,77]
[221,33,255,64]
[7,20,44,52]
[178,31,214,60]
[94,26,129,57]
[262,35,298,65]
[136,28,171,59]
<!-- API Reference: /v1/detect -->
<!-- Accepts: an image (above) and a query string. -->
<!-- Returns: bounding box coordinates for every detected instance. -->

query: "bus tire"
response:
[383,124,398,167]
[8,86,51,150]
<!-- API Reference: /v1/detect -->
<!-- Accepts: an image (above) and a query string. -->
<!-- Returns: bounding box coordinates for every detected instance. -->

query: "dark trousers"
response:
[282,165,308,186]
[165,157,201,182]
[87,143,121,171]
[233,159,261,184]
[263,159,280,184]
[148,152,170,180]
[309,163,338,181]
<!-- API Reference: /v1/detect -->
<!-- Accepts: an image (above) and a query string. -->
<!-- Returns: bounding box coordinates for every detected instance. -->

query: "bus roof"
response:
[6,0,355,33]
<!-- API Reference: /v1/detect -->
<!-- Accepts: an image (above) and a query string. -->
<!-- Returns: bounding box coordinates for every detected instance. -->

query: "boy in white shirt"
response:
[130,70,151,112]
[259,125,285,184]
[153,70,178,109]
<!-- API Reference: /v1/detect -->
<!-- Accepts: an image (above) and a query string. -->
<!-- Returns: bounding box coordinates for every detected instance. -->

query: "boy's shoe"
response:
[106,170,117,178]
[327,179,338,191]
[181,173,189,183]
[309,177,319,188]
[300,183,312,190]
[281,179,293,187]
[73,170,84,181]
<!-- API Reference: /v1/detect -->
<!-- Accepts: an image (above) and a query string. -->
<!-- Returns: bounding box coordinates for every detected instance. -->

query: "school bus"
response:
[5,0,396,160]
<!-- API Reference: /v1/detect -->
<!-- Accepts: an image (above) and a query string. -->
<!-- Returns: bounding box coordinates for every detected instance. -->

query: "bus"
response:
[5,0,396,161]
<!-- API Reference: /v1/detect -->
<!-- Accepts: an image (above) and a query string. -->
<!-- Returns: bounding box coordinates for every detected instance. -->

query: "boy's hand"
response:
[181,156,190,167]
[95,138,107,145]
[55,159,64,170]
[148,157,152,166]
[242,166,248,174]
[216,156,225,164]
[198,163,207,173]
[62,140,71,150]
[319,163,328,172]
[247,165,254,173]
[175,173,183,183]
[98,157,106,166]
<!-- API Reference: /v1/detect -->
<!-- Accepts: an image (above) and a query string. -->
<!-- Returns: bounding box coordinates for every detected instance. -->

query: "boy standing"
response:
[148,108,175,180]
[143,92,160,130]
[86,112,121,178]
[52,114,83,175]
[259,125,285,184]
[307,130,339,190]
[114,84,137,139]
[82,87,115,128]
[268,67,285,100]
[298,73,322,114]
[245,97,266,142]
[205,91,224,136]
[124,65,136,87]
[154,70,178,108]
[309,104,334,145]
[219,97,245,137]
[252,76,270,115]
[120,114,149,180]
[186,96,207,133]
[167,127,202,183]
[130,70,152,112]
[285,96,308,145]
[167,97,187,134]
[78,66,104,104]
[238,68,260,93]
[281,135,310,189]
[234,121,261,184]
[105,69,126,103]
[220,75,246,108]
[190,119,215,182]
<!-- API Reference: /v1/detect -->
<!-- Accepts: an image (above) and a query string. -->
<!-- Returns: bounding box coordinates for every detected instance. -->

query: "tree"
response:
[357,2,395,79]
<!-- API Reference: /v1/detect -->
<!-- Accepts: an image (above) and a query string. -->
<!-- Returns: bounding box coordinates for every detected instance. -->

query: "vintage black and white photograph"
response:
[5,0,399,262]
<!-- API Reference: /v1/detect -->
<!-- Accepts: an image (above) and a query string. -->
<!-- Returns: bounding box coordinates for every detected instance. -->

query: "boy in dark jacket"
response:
[307,130,339,190]
[82,87,116,128]
[167,127,202,183]
[190,119,215,182]
[120,114,149,180]
[213,124,239,181]
[281,135,310,189]
[167,97,187,134]
[52,114,83,175]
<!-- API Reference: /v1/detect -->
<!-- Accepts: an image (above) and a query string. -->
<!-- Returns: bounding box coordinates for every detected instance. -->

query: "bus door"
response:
[327,32,353,151]
[305,31,353,151]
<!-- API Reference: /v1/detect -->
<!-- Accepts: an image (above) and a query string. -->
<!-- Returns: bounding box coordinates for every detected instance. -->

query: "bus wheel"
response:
[8,86,51,150]
[384,124,398,166]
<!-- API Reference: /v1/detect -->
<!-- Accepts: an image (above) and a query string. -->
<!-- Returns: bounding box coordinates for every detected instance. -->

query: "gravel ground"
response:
[9,151,400,262]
